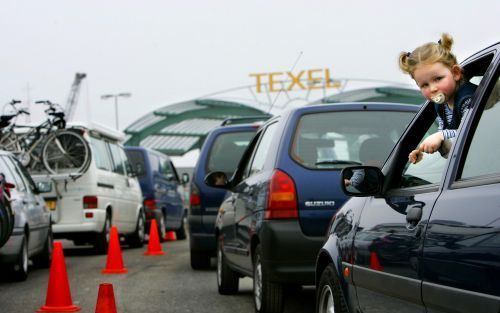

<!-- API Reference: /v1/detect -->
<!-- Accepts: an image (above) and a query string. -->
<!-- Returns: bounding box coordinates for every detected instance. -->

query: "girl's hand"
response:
[419,132,444,153]
[409,149,423,164]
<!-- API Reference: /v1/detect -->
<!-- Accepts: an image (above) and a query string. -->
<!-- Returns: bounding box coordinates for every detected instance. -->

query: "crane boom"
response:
[64,73,86,121]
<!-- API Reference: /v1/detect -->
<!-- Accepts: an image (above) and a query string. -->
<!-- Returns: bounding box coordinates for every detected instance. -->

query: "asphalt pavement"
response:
[0,237,315,313]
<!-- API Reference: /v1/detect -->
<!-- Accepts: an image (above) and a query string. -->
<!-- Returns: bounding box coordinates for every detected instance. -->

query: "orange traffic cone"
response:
[164,230,177,241]
[102,226,128,274]
[95,283,118,313]
[37,241,81,312]
[369,251,383,271]
[144,219,165,256]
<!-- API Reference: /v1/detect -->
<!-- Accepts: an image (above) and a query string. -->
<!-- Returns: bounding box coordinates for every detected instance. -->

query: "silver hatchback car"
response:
[0,150,52,281]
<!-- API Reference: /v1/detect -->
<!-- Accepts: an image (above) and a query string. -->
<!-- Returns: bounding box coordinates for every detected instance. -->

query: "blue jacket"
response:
[434,81,477,130]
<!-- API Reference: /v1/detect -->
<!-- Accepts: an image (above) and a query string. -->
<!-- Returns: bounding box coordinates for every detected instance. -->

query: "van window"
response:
[109,143,126,175]
[90,137,112,171]
[125,150,146,177]
[206,131,255,176]
[160,158,179,181]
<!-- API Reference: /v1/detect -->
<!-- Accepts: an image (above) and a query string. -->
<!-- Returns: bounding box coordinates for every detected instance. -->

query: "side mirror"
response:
[341,166,383,196]
[204,171,229,189]
[181,173,190,185]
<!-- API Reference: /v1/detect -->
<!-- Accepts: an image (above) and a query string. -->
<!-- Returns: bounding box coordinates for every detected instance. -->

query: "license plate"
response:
[45,200,57,211]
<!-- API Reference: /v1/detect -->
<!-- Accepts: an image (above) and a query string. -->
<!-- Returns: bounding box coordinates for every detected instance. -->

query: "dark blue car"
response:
[206,102,421,313]
[188,122,262,269]
[316,42,500,313]
[125,147,186,241]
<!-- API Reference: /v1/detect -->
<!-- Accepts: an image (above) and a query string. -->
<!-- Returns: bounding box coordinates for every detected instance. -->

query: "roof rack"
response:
[221,114,273,126]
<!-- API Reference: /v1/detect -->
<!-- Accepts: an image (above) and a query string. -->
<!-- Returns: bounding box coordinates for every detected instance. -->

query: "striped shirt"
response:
[437,97,473,140]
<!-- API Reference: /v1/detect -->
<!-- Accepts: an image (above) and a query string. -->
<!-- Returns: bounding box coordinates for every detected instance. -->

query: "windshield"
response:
[291,110,415,169]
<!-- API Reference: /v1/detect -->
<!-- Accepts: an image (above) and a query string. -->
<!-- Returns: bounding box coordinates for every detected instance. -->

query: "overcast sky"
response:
[1,0,499,132]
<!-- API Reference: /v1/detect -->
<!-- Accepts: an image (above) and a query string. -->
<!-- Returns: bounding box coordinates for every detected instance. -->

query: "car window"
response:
[206,130,255,176]
[248,122,278,176]
[160,158,178,181]
[459,74,500,180]
[399,121,446,188]
[0,155,26,192]
[10,157,37,192]
[90,137,112,171]
[291,110,414,169]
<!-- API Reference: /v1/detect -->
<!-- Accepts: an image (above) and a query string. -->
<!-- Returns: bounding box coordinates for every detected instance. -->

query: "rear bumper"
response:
[188,214,216,253]
[52,209,106,235]
[259,220,324,285]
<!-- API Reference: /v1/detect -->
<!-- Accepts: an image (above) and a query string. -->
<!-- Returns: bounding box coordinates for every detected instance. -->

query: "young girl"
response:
[399,33,477,164]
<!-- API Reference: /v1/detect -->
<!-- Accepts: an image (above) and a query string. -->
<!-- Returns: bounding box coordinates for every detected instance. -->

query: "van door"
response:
[422,57,500,313]
[159,157,183,228]
[108,143,137,230]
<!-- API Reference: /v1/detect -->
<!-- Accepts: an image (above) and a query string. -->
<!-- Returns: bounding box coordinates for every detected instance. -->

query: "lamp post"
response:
[100,92,132,130]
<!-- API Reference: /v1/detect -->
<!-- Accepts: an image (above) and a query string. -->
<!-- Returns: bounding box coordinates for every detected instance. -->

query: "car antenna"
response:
[267,51,303,114]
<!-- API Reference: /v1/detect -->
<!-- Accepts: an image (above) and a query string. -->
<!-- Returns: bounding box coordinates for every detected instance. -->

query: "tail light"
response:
[143,199,157,210]
[83,196,98,209]
[189,183,201,214]
[265,169,298,219]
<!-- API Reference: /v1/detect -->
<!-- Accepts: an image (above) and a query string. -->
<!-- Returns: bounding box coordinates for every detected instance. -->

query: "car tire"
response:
[316,264,349,313]
[33,228,53,268]
[190,250,211,270]
[12,234,29,281]
[128,211,145,248]
[253,245,284,313]
[94,214,111,254]
[159,214,167,243]
[217,237,239,294]
[175,218,186,240]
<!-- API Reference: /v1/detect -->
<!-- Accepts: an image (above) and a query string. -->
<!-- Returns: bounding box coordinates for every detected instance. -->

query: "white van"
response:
[32,122,145,253]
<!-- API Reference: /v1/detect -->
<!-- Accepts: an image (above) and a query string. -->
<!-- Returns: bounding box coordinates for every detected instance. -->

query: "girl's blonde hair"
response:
[399,33,459,77]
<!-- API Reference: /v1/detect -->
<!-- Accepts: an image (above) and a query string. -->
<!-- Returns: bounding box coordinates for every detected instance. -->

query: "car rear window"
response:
[125,150,146,177]
[206,131,255,176]
[291,110,415,169]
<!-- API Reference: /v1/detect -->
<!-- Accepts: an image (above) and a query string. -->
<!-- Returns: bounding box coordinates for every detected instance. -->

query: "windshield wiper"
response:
[315,160,362,165]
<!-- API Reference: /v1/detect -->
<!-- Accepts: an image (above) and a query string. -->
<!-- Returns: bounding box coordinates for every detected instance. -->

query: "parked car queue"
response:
[195,41,500,313]
[0,121,188,281]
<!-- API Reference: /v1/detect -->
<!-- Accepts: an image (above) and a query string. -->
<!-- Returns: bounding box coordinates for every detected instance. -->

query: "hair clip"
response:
[406,52,411,57]
[438,39,442,45]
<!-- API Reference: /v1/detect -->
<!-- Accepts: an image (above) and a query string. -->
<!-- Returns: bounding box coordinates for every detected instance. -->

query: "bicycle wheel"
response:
[42,130,91,174]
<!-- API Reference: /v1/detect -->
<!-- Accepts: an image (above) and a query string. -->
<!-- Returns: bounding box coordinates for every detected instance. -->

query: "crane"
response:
[64,73,86,122]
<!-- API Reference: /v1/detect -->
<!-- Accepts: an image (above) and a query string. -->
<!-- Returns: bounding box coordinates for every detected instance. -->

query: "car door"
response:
[422,51,500,313]
[230,122,279,271]
[351,103,449,313]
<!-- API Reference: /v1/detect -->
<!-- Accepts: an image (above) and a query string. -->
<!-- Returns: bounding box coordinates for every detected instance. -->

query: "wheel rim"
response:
[254,260,262,310]
[138,215,145,241]
[160,216,166,239]
[105,218,111,243]
[217,246,222,287]
[319,285,335,313]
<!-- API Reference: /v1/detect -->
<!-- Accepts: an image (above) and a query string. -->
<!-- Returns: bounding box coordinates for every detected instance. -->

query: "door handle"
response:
[406,205,422,231]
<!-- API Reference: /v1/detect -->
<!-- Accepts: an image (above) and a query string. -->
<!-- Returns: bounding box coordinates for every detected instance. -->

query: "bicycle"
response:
[0,100,91,175]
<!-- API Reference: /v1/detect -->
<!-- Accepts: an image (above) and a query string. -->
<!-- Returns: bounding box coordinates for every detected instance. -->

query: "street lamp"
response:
[101,92,132,130]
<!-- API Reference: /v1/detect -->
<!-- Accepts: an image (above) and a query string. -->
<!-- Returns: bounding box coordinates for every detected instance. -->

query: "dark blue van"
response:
[125,147,186,241]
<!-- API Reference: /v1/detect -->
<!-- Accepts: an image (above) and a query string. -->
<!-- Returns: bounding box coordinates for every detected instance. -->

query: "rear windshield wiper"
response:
[315,160,362,165]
